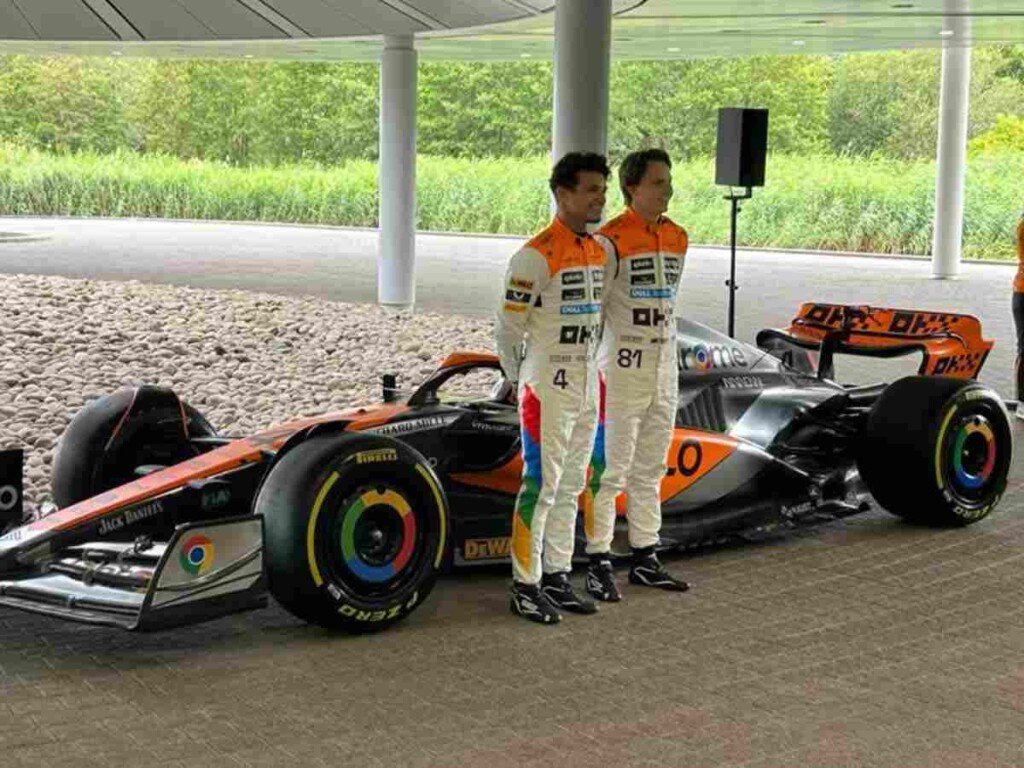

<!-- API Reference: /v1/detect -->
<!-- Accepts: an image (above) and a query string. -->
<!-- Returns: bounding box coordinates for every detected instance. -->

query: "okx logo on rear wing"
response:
[759,303,993,380]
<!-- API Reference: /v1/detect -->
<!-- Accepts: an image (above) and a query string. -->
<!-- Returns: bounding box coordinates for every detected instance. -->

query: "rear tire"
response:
[257,432,448,632]
[857,376,1011,526]
[52,386,216,508]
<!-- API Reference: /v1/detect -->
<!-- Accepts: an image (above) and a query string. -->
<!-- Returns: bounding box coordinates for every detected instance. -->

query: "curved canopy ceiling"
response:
[0,0,1020,60]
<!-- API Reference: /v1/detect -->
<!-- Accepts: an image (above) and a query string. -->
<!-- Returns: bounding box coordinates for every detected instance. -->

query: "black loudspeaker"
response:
[715,108,768,188]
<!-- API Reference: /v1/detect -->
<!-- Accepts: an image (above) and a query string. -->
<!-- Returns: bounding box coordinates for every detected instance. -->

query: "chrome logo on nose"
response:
[181,534,215,575]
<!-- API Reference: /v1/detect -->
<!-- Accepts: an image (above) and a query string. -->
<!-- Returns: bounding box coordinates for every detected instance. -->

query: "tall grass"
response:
[1,143,1021,260]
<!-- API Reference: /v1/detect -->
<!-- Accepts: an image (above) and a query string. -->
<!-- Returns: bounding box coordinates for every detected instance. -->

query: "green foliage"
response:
[994,44,1024,83]
[3,48,1022,164]
[132,61,379,165]
[419,62,552,157]
[2,142,1021,260]
[828,47,1024,159]
[969,114,1024,153]
[0,52,866,164]
[609,55,831,160]
[0,56,148,154]
[2,49,1023,263]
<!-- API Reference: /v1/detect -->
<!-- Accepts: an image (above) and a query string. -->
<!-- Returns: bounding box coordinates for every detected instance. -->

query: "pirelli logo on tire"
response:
[355,448,399,465]
[335,591,420,621]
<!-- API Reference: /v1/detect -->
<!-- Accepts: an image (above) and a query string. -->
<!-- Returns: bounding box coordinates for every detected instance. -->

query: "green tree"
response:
[829,48,1024,159]
[257,63,379,163]
[418,62,552,157]
[609,55,831,161]
[0,56,145,154]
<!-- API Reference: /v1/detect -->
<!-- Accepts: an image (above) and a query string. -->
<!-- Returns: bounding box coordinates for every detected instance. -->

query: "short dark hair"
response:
[619,148,672,205]
[549,152,611,195]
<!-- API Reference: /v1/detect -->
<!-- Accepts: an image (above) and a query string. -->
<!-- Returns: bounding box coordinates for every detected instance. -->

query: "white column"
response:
[552,0,612,162]
[931,1,971,279]
[379,34,417,308]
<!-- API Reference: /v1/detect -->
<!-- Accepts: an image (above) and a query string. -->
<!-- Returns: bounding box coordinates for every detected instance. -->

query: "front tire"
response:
[858,376,1011,526]
[257,432,448,632]
[52,386,216,508]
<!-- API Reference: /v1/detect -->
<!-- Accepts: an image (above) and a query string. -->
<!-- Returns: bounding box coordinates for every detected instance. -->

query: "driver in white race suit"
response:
[583,149,691,602]
[495,152,610,625]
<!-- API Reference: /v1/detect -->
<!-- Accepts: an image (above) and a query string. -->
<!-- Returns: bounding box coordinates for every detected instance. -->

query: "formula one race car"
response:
[0,303,1012,633]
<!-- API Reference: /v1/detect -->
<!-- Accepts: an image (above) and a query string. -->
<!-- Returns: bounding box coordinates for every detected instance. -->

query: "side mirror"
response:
[382,373,398,403]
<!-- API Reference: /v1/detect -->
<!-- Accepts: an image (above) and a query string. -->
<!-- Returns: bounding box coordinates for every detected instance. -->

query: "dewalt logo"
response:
[463,537,511,561]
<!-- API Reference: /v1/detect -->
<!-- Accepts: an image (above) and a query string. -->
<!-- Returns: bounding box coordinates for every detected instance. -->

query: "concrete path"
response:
[0,216,1018,396]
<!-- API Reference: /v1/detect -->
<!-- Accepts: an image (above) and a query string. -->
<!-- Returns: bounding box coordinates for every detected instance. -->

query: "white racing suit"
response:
[585,207,688,554]
[495,217,605,585]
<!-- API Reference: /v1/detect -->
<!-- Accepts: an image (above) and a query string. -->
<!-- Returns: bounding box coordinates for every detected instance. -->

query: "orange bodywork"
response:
[438,352,500,370]
[455,428,740,517]
[780,303,993,379]
[451,455,524,497]
[20,403,409,540]
[603,429,738,518]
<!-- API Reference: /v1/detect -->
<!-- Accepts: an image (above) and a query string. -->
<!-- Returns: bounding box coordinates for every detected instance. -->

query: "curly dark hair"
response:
[619,148,672,205]
[549,152,611,195]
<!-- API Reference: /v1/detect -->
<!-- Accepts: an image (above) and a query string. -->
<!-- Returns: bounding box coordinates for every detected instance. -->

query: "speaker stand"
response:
[724,187,752,338]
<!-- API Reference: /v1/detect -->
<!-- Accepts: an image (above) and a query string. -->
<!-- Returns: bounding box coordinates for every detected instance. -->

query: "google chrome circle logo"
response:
[691,344,712,370]
[180,534,215,576]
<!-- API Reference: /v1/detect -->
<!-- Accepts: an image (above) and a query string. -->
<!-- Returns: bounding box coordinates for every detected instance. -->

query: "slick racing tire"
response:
[257,432,448,633]
[52,386,216,508]
[857,376,1011,526]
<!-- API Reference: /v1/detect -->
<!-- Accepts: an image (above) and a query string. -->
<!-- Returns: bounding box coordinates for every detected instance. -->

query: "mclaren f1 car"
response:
[0,302,1012,633]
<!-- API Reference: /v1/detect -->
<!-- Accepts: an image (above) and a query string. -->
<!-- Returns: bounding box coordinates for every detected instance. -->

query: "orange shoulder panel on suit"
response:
[598,210,633,238]
[524,226,555,253]
[599,210,651,260]
[660,216,689,254]
[599,208,688,259]
[525,220,604,275]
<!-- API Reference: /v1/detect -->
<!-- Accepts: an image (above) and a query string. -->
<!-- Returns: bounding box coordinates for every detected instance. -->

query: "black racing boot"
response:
[585,554,622,603]
[629,547,691,592]
[540,571,599,615]
[510,581,562,624]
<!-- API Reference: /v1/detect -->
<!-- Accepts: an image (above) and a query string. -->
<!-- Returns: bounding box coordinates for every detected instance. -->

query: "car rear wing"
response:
[755,303,993,380]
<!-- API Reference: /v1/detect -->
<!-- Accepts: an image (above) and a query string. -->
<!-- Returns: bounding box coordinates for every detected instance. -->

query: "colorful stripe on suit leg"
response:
[583,374,606,540]
[513,385,542,572]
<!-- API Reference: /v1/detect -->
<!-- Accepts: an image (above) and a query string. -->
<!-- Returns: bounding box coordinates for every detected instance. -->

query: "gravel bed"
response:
[0,274,496,515]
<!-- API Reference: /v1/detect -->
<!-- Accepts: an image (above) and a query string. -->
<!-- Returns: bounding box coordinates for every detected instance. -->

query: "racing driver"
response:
[495,152,610,624]
[584,148,691,602]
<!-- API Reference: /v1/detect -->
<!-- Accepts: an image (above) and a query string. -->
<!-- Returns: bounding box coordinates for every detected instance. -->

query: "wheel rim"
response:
[331,484,420,588]
[940,406,1004,507]
[952,417,997,490]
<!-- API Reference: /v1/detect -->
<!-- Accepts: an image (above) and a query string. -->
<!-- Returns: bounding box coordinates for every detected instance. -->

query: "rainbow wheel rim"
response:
[339,488,417,584]
[950,416,997,492]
